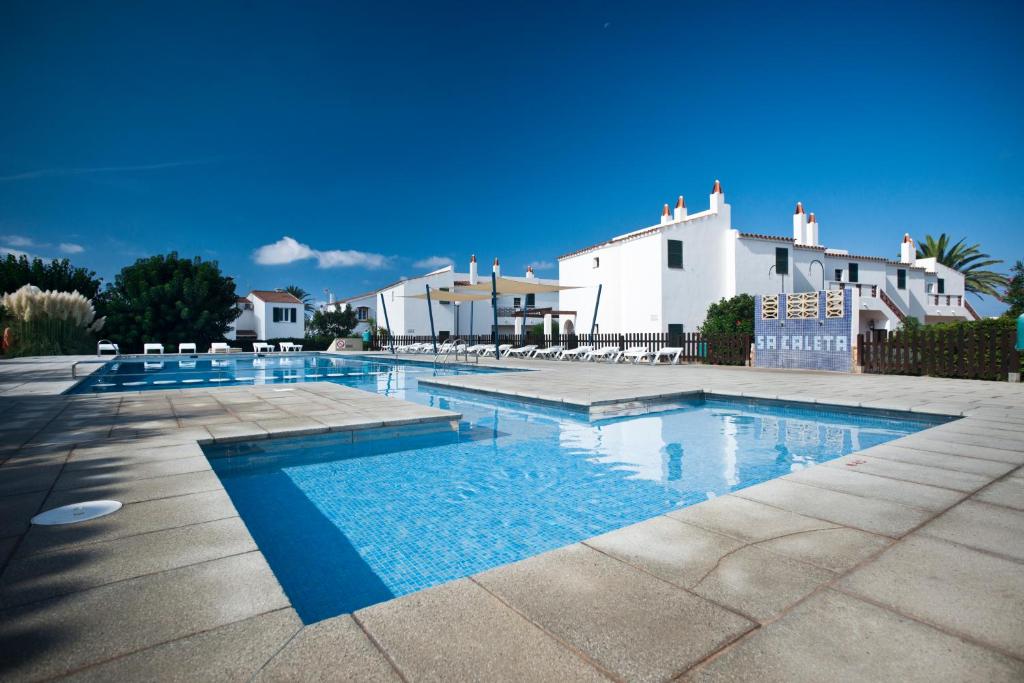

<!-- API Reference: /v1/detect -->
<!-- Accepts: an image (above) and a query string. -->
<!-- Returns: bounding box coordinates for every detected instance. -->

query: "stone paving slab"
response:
[686,589,1024,682]
[838,534,1024,657]
[917,499,1024,561]
[828,448,1009,486]
[783,463,968,511]
[474,543,755,682]
[14,489,239,559]
[0,517,256,608]
[356,578,605,681]
[63,609,303,683]
[734,478,936,538]
[973,475,1024,510]
[0,552,289,681]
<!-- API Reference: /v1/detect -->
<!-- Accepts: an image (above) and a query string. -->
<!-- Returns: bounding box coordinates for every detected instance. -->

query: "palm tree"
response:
[283,285,315,315]
[915,234,1007,299]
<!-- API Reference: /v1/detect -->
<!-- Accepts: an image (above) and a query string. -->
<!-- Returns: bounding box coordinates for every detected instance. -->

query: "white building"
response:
[558,181,978,339]
[226,290,305,341]
[331,256,562,339]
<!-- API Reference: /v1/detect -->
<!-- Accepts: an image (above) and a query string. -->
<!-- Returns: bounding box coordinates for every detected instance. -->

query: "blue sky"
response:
[1,0,1021,315]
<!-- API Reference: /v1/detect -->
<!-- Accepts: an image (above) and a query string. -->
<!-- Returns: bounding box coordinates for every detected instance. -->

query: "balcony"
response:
[827,281,878,298]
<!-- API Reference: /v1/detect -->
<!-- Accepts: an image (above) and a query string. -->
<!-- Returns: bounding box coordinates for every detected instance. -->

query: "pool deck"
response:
[0,353,1022,681]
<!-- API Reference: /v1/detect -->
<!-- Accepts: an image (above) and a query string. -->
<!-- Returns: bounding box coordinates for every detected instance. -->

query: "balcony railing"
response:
[828,281,878,297]
[928,294,963,307]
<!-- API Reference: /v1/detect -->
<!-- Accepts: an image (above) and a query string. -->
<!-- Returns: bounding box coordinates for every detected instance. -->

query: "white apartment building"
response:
[226,290,305,341]
[331,256,561,339]
[558,181,978,339]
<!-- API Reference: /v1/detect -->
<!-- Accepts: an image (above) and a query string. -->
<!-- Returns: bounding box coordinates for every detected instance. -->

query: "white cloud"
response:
[413,256,454,269]
[252,236,390,270]
[1,246,32,259]
[0,160,212,182]
[1,235,39,248]
[59,242,84,254]
[526,260,556,271]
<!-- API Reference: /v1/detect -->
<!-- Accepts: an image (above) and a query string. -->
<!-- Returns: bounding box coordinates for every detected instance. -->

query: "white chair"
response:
[616,346,655,363]
[504,345,538,358]
[558,345,593,360]
[653,347,684,364]
[532,345,562,359]
[97,340,119,356]
[178,343,197,354]
[143,343,164,355]
[210,342,231,354]
[583,346,619,362]
[252,342,274,353]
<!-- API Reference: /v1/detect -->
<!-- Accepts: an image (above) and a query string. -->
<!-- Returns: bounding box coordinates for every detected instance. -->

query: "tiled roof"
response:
[249,290,303,304]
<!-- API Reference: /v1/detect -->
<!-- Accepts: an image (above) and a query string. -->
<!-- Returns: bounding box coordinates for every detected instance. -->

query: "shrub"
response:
[102,253,239,353]
[0,285,104,356]
[700,294,755,337]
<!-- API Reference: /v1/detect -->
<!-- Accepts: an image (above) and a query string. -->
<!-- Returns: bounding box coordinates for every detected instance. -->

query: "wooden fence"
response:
[371,331,751,366]
[858,327,1021,381]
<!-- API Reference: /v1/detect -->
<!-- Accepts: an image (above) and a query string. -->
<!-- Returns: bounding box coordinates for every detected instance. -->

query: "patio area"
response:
[0,354,1022,681]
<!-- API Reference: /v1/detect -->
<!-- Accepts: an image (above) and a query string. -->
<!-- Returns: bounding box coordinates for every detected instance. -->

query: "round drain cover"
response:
[32,500,122,526]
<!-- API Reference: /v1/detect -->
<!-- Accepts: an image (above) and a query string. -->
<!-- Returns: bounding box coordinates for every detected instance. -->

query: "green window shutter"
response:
[848,263,859,283]
[897,269,906,289]
[937,278,945,294]
[775,248,788,275]
[526,293,535,307]
[667,240,683,269]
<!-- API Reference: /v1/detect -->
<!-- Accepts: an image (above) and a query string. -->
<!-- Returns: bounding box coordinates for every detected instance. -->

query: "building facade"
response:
[226,290,305,341]
[331,257,561,338]
[558,181,978,339]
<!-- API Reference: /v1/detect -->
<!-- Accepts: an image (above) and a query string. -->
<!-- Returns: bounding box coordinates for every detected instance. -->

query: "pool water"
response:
[202,358,944,623]
[69,353,501,393]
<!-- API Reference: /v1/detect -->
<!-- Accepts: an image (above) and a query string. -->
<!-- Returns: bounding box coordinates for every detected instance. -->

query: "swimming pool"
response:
[69,353,501,393]
[202,361,946,623]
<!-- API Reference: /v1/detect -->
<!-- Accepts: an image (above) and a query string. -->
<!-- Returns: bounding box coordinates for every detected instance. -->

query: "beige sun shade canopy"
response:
[459,276,579,294]
[402,291,493,302]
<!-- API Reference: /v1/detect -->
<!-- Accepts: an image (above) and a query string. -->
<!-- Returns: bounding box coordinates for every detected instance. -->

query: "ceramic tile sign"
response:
[754,290,852,372]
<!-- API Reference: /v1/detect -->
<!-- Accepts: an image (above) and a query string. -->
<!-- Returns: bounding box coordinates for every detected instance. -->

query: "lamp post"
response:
[768,265,786,292]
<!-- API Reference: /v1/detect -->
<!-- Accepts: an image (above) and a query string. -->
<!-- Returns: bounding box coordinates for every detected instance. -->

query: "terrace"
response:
[0,353,1022,680]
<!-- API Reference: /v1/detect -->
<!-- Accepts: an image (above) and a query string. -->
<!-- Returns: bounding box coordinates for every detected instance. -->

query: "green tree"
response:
[1003,260,1024,319]
[0,254,103,298]
[699,294,755,336]
[916,234,1007,298]
[102,253,239,351]
[284,285,315,315]
[308,305,358,338]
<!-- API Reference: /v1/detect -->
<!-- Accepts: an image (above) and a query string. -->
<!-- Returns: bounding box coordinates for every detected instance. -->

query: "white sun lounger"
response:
[616,346,655,363]
[252,342,274,353]
[97,340,119,356]
[583,346,620,362]
[504,344,538,358]
[558,345,593,360]
[143,343,164,355]
[654,347,684,364]
[481,344,512,357]
[279,342,303,352]
[178,343,197,354]
[532,345,562,358]
[210,342,232,354]
[464,344,490,355]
